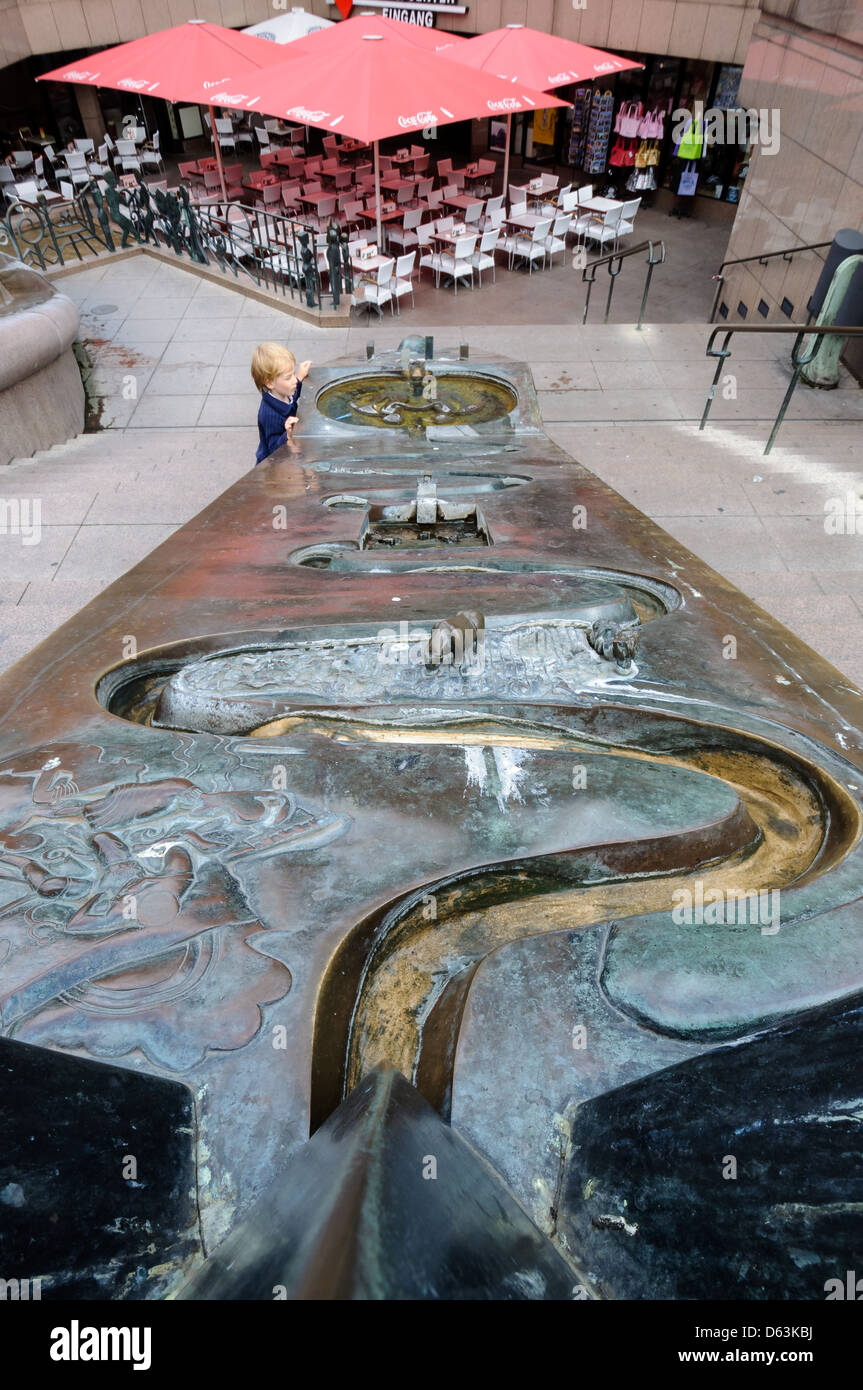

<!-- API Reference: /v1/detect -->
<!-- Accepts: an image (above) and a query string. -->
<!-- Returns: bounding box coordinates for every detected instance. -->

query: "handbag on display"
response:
[644,139,660,166]
[637,106,655,137]
[634,141,649,169]
[615,101,643,138]
[677,115,704,160]
[609,138,634,168]
[678,160,699,196]
[626,166,657,193]
[639,107,665,139]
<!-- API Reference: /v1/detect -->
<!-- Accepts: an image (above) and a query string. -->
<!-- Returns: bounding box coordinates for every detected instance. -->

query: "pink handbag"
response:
[615,101,643,139]
[640,107,665,139]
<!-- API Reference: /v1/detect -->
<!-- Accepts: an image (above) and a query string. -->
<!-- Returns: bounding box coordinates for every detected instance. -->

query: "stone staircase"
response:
[0,426,252,674]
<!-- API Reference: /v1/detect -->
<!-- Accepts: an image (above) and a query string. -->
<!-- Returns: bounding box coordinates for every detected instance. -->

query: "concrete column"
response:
[74,85,105,145]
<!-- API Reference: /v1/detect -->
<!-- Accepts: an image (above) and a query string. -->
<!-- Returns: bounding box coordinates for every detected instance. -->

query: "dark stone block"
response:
[0,1037,198,1299]
[561,996,863,1299]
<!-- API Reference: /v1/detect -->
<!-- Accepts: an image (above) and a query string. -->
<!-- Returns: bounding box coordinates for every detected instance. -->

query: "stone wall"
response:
[5,0,759,65]
[717,4,863,359]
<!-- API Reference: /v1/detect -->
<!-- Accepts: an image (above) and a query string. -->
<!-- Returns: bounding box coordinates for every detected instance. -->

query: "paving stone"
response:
[651,514,790,572]
[127,395,206,428]
[148,365,218,396]
[52,523,177,582]
[197,395,260,428]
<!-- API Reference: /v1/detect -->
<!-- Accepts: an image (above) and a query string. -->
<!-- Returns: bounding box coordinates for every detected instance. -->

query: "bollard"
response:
[801,252,863,388]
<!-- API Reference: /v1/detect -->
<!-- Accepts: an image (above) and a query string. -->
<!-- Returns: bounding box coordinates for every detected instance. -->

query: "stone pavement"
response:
[2,254,862,685]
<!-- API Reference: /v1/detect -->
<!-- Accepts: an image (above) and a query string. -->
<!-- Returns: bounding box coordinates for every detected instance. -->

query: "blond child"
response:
[251,343,312,464]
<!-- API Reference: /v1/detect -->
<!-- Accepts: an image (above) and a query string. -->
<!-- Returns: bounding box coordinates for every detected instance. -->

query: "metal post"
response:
[764,363,803,455]
[373,140,382,251]
[699,331,733,430]
[582,263,597,325]
[604,252,624,323]
[765,329,823,454]
[501,114,512,199]
[637,241,665,331]
[210,104,227,203]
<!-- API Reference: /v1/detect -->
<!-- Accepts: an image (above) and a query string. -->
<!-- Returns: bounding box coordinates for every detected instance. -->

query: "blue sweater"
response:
[256,381,303,464]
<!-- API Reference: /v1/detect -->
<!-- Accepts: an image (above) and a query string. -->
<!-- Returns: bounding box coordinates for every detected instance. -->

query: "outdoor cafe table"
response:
[300,191,338,213]
[578,195,623,214]
[516,173,559,194]
[357,206,405,249]
[381,175,412,193]
[390,152,421,168]
[441,194,483,214]
[266,121,303,144]
[340,139,369,155]
[429,229,476,249]
[351,252,391,273]
[242,179,279,199]
[504,212,549,230]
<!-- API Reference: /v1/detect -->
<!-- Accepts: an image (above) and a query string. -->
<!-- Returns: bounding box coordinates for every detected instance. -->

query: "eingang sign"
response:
[325,0,468,26]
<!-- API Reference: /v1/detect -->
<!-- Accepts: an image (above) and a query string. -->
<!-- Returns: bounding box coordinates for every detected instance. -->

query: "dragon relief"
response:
[0,742,348,1072]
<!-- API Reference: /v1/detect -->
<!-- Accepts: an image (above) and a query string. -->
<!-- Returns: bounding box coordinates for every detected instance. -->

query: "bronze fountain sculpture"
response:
[1,337,861,1300]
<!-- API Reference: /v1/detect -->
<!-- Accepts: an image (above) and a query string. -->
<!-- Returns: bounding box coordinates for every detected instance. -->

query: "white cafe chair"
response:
[471,228,500,286]
[390,252,416,313]
[436,232,476,294]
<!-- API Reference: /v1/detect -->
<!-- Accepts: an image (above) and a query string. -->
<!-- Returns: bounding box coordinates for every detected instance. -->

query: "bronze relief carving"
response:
[0,741,347,1071]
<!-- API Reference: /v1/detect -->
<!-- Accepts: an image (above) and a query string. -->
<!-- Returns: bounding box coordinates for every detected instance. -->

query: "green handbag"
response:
[677,116,703,160]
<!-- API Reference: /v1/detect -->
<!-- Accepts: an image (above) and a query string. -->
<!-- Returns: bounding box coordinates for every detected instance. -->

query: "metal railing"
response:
[580,239,666,330]
[700,323,863,454]
[709,239,832,323]
[1,174,354,312]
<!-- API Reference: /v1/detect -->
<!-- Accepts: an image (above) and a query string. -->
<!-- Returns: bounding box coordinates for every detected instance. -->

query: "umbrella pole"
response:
[501,113,512,198]
[374,140,382,250]
[210,103,227,202]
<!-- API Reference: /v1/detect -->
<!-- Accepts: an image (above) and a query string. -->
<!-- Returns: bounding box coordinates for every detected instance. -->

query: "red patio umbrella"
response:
[186,29,567,245]
[447,23,644,192]
[37,20,289,200]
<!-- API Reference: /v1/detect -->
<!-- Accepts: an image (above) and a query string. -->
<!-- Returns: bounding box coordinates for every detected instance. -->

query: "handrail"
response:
[709,239,832,323]
[587,238,655,272]
[581,238,666,330]
[700,322,863,454]
[2,175,352,312]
